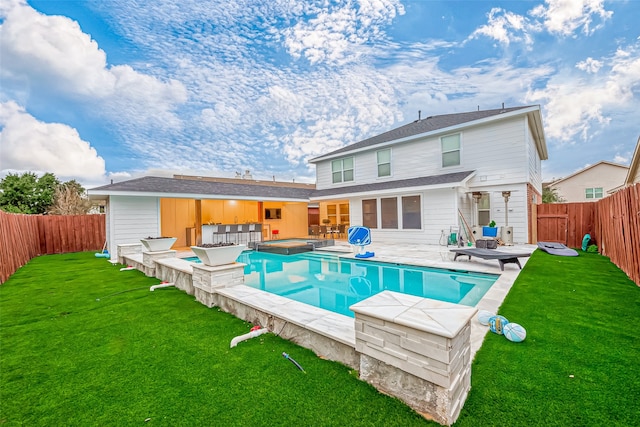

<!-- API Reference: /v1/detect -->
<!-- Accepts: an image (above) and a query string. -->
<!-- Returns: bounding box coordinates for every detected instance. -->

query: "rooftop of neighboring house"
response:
[546,161,629,187]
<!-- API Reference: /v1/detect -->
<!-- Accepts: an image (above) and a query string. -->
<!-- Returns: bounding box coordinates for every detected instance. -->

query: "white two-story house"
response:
[309,105,548,245]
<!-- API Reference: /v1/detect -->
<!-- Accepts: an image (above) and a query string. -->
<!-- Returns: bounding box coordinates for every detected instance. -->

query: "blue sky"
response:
[1,0,638,188]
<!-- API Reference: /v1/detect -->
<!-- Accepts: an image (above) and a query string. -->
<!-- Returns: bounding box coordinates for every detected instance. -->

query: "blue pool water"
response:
[184,251,498,318]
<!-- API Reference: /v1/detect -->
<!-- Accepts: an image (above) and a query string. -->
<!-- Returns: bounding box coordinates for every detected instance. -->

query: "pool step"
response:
[296,251,342,261]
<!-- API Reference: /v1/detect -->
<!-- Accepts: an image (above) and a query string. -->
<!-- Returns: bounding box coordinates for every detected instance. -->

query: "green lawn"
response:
[1,251,639,426]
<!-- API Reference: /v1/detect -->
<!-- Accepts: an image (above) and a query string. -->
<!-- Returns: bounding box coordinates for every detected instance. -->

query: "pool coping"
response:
[170,242,535,358]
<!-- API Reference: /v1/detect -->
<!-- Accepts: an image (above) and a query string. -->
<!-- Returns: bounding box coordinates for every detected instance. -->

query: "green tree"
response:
[0,172,60,214]
[542,187,565,204]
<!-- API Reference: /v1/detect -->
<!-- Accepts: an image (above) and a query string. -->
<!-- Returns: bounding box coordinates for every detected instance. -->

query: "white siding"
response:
[315,116,531,190]
[463,117,528,187]
[108,196,160,253]
[422,188,459,245]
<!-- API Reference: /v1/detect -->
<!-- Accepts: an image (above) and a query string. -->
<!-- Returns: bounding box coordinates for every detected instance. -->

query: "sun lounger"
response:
[450,248,531,271]
[537,241,579,257]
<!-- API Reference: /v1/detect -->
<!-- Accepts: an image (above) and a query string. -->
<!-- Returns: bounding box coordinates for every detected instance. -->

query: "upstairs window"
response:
[585,187,603,199]
[441,134,461,167]
[377,149,391,177]
[332,157,354,183]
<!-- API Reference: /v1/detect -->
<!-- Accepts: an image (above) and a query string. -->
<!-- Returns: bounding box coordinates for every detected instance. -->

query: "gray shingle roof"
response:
[90,176,315,200]
[311,171,475,198]
[310,106,534,161]
[90,171,475,201]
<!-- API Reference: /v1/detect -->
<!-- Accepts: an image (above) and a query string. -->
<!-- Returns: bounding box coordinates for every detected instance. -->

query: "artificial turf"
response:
[1,251,639,426]
[456,249,640,426]
[0,253,428,426]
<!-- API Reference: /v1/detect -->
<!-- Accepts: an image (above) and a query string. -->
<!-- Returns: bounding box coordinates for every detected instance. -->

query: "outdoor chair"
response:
[450,248,531,271]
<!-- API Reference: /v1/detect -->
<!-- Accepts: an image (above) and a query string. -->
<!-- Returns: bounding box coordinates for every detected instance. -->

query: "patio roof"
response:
[89,176,315,202]
[311,170,476,200]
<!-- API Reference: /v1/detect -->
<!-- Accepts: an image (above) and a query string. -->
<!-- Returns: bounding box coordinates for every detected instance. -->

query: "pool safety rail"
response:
[348,226,375,258]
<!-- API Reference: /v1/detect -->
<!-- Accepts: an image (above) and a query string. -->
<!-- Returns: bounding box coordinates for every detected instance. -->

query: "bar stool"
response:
[225,224,238,243]
[212,225,225,243]
[249,223,262,243]
[238,223,250,244]
[271,229,279,240]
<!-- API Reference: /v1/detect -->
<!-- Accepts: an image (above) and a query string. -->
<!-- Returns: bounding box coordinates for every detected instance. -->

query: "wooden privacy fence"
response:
[0,211,105,284]
[537,183,640,285]
[536,202,597,249]
[594,183,640,286]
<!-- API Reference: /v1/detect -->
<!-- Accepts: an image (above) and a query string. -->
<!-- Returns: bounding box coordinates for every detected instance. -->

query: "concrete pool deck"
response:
[171,241,536,358]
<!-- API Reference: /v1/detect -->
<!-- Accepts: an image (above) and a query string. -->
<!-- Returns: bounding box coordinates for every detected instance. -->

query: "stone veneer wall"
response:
[192,263,245,308]
[214,289,360,370]
[155,261,195,296]
[351,291,476,426]
[117,243,142,264]
[142,250,177,277]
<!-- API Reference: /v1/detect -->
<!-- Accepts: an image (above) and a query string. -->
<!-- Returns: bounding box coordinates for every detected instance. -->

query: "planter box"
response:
[140,237,177,252]
[482,227,498,238]
[191,244,246,266]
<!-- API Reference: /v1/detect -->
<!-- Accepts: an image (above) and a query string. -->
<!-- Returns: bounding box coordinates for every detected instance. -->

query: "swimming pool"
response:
[186,251,498,318]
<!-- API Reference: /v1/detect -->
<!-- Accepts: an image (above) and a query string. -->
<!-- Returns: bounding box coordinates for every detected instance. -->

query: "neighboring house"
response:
[624,136,640,186]
[89,175,315,253]
[546,161,629,203]
[309,105,548,245]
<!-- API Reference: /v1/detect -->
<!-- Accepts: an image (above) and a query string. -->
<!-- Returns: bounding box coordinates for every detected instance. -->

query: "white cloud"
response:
[469,0,613,46]
[613,153,629,164]
[468,8,536,46]
[527,44,640,142]
[530,0,612,36]
[0,1,187,127]
[282,0,405,65]
[0,101,106,182]
[576,57,603,73]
